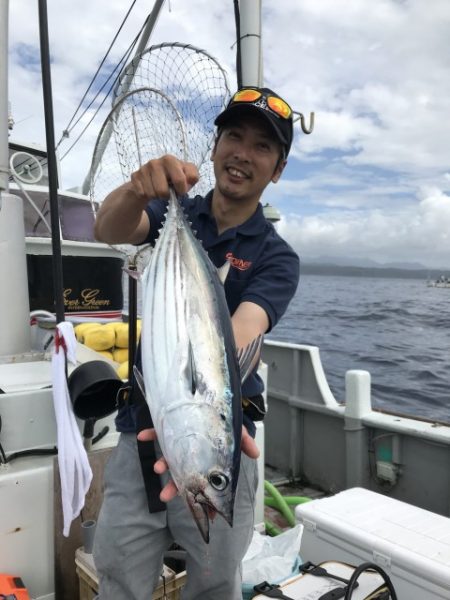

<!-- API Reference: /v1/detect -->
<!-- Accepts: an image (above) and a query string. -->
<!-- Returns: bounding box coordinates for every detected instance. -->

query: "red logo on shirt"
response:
[226,252,252,271]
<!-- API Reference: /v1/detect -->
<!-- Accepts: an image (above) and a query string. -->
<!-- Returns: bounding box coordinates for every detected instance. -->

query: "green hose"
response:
[264,520,282,537]
[264,480,297,528]
[264,480,311,535]
[265,496,311,508]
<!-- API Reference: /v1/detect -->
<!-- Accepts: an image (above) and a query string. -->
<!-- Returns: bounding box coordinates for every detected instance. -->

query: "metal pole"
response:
[0,0,32,355]
[0,1,10,192]
[238,0,263,87]
[344,370,372,488]
[38,0,65,322]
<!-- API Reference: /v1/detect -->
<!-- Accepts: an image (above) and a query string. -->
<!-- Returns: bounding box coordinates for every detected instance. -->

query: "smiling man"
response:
[93,86,300,600]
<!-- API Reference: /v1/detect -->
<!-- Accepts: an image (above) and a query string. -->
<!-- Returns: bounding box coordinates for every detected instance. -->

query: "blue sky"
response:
[8,0,450,268]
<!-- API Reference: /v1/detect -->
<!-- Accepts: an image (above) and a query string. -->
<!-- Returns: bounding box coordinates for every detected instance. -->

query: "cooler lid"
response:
[296,488,450,584]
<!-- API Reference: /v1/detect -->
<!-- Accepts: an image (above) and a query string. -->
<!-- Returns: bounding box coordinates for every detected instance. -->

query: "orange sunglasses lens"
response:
[267,96,292,119]
[232,88,292,119]
[233,89,262,103]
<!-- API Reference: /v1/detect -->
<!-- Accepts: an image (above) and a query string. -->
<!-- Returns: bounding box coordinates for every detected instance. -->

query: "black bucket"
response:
[68,360,123,420]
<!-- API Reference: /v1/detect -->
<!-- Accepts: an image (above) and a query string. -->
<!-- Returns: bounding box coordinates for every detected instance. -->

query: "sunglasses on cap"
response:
[231,88,292,120]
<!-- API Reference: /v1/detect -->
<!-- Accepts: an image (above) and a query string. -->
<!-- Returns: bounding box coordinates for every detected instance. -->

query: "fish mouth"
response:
[185,489,232,544]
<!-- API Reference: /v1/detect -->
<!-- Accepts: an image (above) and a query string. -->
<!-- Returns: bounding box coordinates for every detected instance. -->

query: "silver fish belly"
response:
[140,189,242,543]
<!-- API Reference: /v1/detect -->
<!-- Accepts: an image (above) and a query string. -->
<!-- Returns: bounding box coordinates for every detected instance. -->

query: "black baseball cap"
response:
[214,87,294,156]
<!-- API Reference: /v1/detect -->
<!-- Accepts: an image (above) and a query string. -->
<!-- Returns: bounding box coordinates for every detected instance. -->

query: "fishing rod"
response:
[38,0,65,323]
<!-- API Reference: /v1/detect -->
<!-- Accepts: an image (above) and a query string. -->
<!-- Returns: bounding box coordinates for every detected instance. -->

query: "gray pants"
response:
[93,433,258,600]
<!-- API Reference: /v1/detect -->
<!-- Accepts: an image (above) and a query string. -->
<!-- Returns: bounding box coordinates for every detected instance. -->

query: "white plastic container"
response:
[295,487,450,600]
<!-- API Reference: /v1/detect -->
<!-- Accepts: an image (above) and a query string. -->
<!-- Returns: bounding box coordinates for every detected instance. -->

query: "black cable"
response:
[0,442,7,464]
[67,1,139,128]
[344,562,397,599]
[5,447,58,463]
[58,42,133,157]
[58,30,142,161]
[0,414,58,464]
[92,425,110,445]
[56,0,139,148]
[59,46,132,158]
[0,415,7,463]
[11,31,137,170]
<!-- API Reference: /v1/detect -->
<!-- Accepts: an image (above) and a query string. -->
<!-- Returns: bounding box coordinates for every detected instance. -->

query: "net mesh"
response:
[90,87,187,209]
[113,42,230,194]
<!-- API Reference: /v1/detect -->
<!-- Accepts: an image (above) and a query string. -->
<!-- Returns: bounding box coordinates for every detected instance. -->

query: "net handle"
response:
[89,86,188,200]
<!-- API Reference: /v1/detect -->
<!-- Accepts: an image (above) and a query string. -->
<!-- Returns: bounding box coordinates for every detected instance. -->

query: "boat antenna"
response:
[38,0,65,323]
[233,0,243,88]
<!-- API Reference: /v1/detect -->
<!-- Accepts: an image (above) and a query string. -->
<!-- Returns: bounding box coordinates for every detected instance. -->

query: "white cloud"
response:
[278,187,450,267]
[293,111,378,156]
[264,0,450,178]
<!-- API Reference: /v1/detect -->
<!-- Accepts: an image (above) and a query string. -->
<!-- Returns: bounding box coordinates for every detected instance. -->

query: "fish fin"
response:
[217,260,231,285]
[186,341,197,395]
[163,341,195,397]
[237,334,263,384]
[133,365,146,396]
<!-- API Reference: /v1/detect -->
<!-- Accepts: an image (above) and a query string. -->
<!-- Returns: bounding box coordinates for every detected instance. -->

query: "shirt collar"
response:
[196,190,268,237]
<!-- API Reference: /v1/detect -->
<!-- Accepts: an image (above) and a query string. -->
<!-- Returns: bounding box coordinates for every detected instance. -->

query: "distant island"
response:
[300,262,447,280]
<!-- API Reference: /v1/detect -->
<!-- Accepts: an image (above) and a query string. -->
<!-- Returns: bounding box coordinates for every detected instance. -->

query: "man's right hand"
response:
[130,155,199,203]
[95,155,199,245]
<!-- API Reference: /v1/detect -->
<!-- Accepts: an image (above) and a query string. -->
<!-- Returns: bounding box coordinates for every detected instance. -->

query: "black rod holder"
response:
[127,262,138,382]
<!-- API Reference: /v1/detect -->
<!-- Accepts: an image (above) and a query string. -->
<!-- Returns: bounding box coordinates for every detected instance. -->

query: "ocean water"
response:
[268,274,450,424]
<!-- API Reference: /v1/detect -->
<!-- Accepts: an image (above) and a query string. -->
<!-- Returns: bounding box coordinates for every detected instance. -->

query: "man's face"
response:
[211,113,286,204]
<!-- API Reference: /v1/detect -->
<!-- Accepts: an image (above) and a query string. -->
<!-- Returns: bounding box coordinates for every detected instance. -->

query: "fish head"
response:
[172,432,236,543]
[183,465,235,543]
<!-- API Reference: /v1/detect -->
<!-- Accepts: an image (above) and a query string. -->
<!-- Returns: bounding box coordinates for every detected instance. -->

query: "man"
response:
[93,86,300,600]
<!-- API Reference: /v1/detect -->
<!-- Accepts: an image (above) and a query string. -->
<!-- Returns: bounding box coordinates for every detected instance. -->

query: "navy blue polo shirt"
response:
[117,190,299,436]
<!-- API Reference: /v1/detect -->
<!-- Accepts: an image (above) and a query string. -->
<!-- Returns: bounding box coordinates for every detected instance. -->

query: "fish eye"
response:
[208,471,229,491]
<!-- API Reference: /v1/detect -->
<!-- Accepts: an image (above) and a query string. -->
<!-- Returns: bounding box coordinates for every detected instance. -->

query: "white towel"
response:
[52,321,93,536]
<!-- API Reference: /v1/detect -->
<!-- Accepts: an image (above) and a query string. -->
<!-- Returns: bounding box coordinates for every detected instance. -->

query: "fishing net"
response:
[89,86,187,266]
[113,42,231,195]
[89,43,230,223]
[90,87,186,207]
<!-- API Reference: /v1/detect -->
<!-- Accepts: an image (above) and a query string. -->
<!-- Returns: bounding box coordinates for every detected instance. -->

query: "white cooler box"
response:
[295,488,450,600]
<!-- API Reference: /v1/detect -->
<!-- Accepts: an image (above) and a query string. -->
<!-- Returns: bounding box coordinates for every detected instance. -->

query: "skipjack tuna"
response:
[135,188,260,543]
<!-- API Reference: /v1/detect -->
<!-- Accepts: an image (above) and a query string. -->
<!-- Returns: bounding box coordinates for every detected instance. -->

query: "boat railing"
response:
[262,340,450,517]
